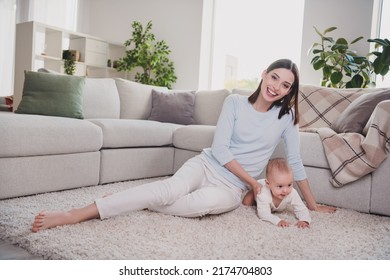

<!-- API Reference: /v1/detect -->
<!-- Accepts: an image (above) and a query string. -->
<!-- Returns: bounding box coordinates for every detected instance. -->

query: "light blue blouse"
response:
[202,94,306,190]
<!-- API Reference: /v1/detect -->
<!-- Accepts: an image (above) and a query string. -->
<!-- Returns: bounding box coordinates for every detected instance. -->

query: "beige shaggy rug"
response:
[0,177,389,260]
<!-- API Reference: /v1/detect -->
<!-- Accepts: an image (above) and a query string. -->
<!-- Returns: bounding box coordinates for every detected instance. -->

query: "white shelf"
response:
[35,54,61,61]
[13,21,127,109]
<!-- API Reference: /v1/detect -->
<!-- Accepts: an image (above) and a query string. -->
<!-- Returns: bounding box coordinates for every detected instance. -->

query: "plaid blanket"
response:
[317,101,390,187]
[297,84,387,129]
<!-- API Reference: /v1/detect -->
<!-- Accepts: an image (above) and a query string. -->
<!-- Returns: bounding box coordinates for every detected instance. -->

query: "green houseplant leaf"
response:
[308,26,373,88]
[330,72,343,84]
[62,50,76,75]
[367,38,390,79]
[117,20,177,89]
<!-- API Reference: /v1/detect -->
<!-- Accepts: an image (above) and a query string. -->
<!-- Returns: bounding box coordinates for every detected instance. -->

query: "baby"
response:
[243,157,311,228]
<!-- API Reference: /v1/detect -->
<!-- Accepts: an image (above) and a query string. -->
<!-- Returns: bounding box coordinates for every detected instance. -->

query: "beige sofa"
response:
[0,77,229,199]
[0,77,388,216]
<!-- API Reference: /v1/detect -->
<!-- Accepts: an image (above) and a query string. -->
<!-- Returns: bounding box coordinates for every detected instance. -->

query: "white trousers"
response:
[95,154,243,219]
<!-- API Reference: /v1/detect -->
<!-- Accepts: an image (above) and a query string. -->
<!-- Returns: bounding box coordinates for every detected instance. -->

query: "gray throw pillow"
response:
[15,71,85,119]
[331,89,390,134]
[148,90,196,125]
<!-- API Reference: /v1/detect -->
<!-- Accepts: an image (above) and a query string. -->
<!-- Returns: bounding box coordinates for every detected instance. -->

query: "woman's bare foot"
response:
[31,211,76,232]
[31,203,100,232]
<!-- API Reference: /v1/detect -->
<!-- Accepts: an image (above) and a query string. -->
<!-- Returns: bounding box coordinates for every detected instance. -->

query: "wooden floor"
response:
[0,239,43,260]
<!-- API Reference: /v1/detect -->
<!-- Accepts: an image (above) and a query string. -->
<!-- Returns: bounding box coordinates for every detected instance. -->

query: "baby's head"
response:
[265,158,294,200]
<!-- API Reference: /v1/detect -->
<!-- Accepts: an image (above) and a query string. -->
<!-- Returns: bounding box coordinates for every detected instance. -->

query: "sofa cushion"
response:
[173,125,216,152]
[114,78,168,120]
[298,85,366,129]
[270,131,329,169]
[89,119,179,148]
[0,113,102,157]
[83,78,120,119]
[193,89,230,125]
[15,71,85,119]
[331,88,390,134]
[299,131,329,168]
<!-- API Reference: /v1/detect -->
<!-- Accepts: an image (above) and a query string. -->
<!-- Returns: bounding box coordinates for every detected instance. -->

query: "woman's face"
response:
[260,68,295,103]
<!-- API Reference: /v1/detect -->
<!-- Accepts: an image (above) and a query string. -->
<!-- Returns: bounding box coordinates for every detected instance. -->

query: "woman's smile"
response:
[266,87,279,97]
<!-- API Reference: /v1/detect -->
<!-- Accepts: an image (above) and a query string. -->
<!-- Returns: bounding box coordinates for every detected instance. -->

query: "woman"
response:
[32,58,335,232]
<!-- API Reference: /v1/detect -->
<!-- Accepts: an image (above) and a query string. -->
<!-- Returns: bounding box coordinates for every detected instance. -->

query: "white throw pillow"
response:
[114,78,168,119]
[83,78,121,119]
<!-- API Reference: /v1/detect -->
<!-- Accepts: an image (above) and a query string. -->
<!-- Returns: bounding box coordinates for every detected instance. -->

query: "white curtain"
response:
[0,0,16,97]
[0,0,79,97]
[28,0,78,31]
[16,0,78,30]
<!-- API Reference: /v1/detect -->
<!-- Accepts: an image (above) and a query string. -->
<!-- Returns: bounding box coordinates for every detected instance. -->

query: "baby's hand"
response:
[296,221,310,229]
[277,220,290,228]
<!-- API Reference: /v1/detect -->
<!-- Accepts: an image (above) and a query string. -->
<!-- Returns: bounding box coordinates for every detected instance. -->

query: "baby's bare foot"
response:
[31,211,75,232]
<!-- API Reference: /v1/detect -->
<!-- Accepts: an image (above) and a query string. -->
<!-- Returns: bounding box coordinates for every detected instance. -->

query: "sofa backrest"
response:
[231,88,253,96]
[193,89,231,125]
[113,78,231,126]
[83,78,120,119]
[82,78,389,130]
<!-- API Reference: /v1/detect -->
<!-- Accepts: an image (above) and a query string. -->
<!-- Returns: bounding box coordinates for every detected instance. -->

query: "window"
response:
[210,0,305,90]
[2,0,79,98]
[376,0,390,87]
[0,0,16,97]
[28,0,78,31]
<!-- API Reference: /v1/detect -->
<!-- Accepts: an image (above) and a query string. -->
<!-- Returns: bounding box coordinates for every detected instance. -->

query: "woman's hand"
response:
[242,181,263,206]
[248,178,263,200]
[296,179,337,213]
[249,180,263,197]
[224,159,263,197]
[313,204,337,213]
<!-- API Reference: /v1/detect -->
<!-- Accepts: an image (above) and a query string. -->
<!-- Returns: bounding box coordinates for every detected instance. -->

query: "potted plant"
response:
[367,38,390,79]
[62,50,76,75]
[308,26,373,88]
[116,21,177,89]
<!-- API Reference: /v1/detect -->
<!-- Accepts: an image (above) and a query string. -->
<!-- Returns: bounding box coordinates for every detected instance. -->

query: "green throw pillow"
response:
[15,71,85,119]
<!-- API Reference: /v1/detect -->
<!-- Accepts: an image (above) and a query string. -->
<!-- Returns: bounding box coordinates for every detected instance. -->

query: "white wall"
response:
[299,0,376,85]
[77,0,379,89]
[8,0,382,92]
[77,0,210,90]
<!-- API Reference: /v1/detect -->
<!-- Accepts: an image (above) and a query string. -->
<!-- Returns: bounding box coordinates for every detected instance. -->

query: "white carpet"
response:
[0,177,389,260]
